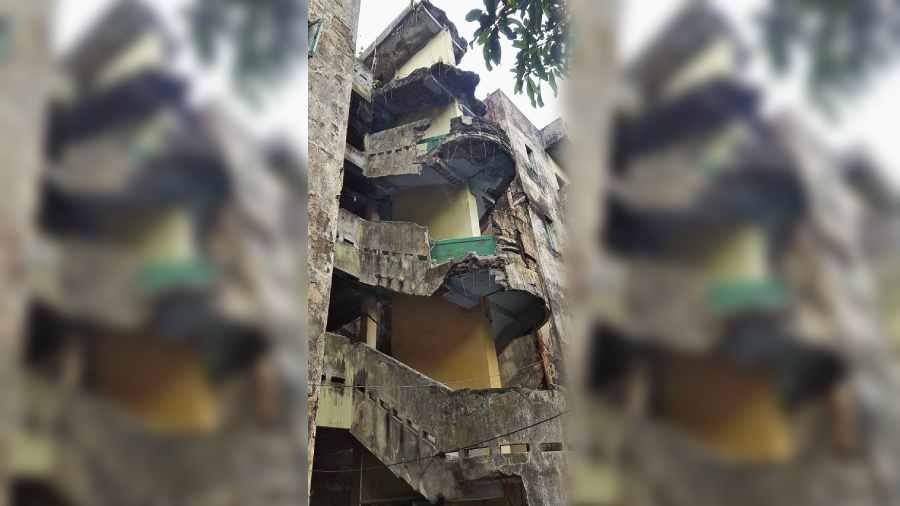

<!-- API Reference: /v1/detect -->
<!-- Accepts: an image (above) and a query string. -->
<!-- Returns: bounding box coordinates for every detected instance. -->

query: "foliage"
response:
[761,0,900,112]
[189,0,306,102]
[466,0,568,108]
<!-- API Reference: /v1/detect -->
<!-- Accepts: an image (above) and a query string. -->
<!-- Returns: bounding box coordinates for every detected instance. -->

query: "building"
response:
[308,1,570,504]
[578,2,900,504]
[13,1,309,504]
[0,1,56,503]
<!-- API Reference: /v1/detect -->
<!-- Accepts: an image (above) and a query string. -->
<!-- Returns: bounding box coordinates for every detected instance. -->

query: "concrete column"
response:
[361,203,380,349]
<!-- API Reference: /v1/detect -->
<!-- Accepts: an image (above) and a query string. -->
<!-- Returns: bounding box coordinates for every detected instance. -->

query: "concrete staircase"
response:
[320,333,566,505]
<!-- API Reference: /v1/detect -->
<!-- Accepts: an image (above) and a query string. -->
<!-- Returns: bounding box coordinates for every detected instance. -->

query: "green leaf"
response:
[489,32,502,66]
[526,76,536,107]
[548,71,557,95]
[466,9,484,22]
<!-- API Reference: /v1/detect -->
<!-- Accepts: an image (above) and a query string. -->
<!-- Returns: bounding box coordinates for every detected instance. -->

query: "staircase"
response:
[320,333,566,505]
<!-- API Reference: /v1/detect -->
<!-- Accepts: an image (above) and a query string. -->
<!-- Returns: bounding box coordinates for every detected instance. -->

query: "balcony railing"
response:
[708,278,787,313]
[136,258,214,294]
[430,235,496,263]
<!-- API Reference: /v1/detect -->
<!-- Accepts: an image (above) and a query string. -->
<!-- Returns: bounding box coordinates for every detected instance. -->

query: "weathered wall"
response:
[0,1,53,503]
[659,352,794,462]
[392,293,501,390]
[395,29,457,80]
[393,184,480,241]
[308,0,360,486]
[321,333,566,504]
[26,103,311,506]
[485,91,569,385]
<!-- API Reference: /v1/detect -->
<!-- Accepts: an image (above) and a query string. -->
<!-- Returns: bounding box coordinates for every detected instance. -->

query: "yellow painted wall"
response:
[396,29,457,79]
[705,225,768,282]
[135,208,196,265]
[89,333,220,432]
[392,294,501,389]
[96,33,167,89]
[660,352,795,462]
[394,100,461,144]
[663,38,737,99]
[393,185,480,241]
[422,101,461,140]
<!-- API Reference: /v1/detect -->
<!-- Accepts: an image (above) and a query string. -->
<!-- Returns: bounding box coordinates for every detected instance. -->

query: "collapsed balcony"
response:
[606,157,808,261]
[365,115,516,222]
[360,0,467,84]
[332,208,549,353]
[370,62,487,132]
[29,83,279,434]
[613,78,760,173]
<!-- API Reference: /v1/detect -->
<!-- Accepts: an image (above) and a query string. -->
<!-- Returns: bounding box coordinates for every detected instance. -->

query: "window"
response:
[525,145,541,183]
[308,20,323,58]
[542,214,559,254]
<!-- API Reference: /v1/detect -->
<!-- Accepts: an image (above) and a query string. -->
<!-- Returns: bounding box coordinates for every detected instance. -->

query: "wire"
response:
[311,409,569,474]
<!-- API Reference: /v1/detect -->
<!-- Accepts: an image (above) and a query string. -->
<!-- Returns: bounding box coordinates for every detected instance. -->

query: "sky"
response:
[356,0,561,130]
[361,0,900,184]
[56,0,900,183]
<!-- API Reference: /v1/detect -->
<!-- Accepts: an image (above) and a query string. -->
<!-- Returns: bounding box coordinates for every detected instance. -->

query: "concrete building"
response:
[0,1,55,504]
[578,2,900,504]
[13,1,308,504]
[308,1,569,504]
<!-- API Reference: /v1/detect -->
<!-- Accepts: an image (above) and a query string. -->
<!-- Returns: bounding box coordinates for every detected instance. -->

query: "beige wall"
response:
[705,225,769,283]
[393,184,480,241]
[90,333,220,432]
[392,294,501,389]
[663,38,737,99]
[396,29,456,79]
[660,352,794,462]
[96,33,167,89]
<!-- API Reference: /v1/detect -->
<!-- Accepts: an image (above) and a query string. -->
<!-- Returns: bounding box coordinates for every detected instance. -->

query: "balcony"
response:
[333,209,549,352]
[364,115,516,222]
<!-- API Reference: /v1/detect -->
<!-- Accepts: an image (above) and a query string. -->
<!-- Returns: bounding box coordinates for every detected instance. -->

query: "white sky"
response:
[356,0,561,130]
[56,0,900,182]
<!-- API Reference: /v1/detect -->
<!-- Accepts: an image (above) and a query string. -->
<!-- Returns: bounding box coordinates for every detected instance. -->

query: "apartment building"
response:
[309,1,570,504]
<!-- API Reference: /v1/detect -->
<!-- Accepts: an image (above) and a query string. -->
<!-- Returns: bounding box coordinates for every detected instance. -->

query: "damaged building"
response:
[577,2,900,505]
[12,1,308,504]
[308,1,570,504]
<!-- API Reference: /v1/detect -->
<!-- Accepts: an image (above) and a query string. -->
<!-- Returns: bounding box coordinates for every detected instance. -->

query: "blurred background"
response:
[1,0,899,504]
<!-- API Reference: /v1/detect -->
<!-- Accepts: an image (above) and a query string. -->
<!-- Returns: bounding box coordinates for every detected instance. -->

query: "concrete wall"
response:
[662,38,738,100]
[485,91,569,385]
[395,28,456,80]
[0,1,53,502]
[95,32,166,89]
[706,225,769,282]
[392,294,501,390]
[660,352,795,462]
[89,333,221,433]
[393,184,480,240]
[308,0,360,483]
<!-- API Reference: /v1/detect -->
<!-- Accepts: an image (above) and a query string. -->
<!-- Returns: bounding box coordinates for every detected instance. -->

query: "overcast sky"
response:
[56,0,899,183]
